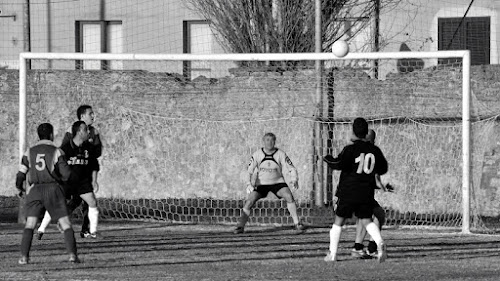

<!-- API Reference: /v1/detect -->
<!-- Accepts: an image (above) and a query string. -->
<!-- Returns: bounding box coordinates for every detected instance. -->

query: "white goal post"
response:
[18,51,472,233]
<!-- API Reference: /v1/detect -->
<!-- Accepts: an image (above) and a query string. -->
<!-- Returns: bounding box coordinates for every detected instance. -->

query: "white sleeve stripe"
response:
[19,165,28,173]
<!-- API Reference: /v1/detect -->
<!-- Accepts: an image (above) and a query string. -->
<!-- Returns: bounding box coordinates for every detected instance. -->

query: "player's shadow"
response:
[17,251,350,272]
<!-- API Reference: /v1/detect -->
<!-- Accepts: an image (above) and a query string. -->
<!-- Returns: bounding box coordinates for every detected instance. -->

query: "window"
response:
[183,20,213,79]
[438,17,490,65]
[76,21,123,70]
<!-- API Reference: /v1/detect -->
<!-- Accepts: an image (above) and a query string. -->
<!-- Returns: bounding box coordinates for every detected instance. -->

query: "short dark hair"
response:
[37,123,53,140]
[263,132,276,141]
[366,129,376,144]
[72,120,87,136]
[353,117,368,138]
[77,105,92,120]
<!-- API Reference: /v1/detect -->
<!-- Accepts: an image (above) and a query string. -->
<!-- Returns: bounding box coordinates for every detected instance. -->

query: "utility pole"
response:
[100,0,106,69]
[23,0,31,69]
[372,0,380,79]
[47,0,52,68]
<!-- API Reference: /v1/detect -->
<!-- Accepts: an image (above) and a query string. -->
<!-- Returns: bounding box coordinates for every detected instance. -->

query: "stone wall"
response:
[1,65,500,217]
[0,68,318,203]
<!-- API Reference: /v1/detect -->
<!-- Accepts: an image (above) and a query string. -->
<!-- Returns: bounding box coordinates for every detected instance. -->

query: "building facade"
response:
[0,0,498,78]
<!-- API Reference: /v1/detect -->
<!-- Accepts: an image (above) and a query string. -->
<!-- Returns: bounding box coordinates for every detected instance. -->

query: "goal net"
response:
[16,51,499,233]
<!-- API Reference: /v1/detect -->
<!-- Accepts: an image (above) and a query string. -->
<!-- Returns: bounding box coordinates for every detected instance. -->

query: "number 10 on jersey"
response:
[355,153,375,174]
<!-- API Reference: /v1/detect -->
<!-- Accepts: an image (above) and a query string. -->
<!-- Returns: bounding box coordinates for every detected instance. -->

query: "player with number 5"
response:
[15,123,80,264]
[323,118,389,263]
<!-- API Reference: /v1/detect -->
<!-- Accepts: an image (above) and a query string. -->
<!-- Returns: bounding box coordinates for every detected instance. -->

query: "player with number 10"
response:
[324,118,388,262]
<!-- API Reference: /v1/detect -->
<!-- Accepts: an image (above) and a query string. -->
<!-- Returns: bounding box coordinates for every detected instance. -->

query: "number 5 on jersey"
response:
[355,153,375,174]
[35,154,46,171]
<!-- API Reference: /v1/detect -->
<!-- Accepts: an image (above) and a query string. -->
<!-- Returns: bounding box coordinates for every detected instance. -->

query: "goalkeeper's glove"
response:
[385,183,395,193]
[246,184,255,194]
[291,181,299,190]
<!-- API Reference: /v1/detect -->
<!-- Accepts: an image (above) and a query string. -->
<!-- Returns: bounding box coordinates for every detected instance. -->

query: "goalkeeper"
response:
[234,133,306,234]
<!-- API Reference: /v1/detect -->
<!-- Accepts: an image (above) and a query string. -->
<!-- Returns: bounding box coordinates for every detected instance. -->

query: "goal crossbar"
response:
[20,50,469,61]
[18,51,472,233]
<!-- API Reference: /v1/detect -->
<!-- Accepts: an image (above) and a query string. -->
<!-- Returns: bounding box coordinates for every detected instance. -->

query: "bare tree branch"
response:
[186,0,402,67]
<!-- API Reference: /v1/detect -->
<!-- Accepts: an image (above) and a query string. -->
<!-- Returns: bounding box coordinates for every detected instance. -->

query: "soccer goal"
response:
[18,50,494,234]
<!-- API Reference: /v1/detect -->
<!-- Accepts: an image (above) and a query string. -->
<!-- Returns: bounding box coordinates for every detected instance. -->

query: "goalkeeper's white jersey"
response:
[248,148,298,186]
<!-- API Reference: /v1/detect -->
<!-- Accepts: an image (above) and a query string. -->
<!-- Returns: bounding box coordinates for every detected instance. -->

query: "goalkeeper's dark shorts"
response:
[335,199,373,219]
[255,183,289,198]
[25,183,69,221]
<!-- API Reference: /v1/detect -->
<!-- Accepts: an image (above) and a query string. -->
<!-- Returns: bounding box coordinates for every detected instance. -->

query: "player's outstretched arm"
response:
[375,174,386,191]
[374,173,395,193]
[280,152,298,189]
[323,155,341,170]
[61,131,72,147]
[53,148,76,183]
[246,156,258,193]
[374,147,389,176]
[323,146,348,170]
[15,151,29,196]
[15,171,26,193]
[92,127,103,158]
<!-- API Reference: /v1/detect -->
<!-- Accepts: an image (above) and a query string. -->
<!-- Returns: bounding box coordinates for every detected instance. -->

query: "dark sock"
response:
[81,203,90,232]
[20,228,34,257]
[237,212,249,228]
[64,229,77,255]
[81,216,90,233]
[368,240,377,253]
[354,243,364,251]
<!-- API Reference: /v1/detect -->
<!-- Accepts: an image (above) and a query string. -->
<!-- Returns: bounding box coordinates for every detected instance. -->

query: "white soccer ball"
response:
[332,40,349,57]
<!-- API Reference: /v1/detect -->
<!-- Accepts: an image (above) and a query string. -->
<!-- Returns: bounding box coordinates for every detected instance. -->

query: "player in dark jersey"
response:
[38,121,101,239]
[351,129,392,258]
[62,121,101,238]
[16,123,80,264]
[323,118,388,263]
[38,105,102,238]
[233,133,306,234]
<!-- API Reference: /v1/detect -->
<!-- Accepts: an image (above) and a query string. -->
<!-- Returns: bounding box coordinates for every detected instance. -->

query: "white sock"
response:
[329,224,342,256]
[38,211,52,233]
[365,222,383,247]
[88,207,99,233]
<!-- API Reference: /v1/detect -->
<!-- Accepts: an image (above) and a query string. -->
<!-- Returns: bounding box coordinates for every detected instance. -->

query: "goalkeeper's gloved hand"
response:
[246,184,255,194]
[385,183,395,193]
[291,181,299,190]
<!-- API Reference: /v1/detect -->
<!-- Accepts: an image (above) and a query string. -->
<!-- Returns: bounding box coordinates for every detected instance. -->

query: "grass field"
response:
[1,221,500,281]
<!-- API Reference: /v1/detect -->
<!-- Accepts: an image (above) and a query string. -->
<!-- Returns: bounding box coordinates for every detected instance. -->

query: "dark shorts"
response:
[25,184,69,221]
[255,183,288,198]
[335,199,374,219]
[70,183,94,196]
